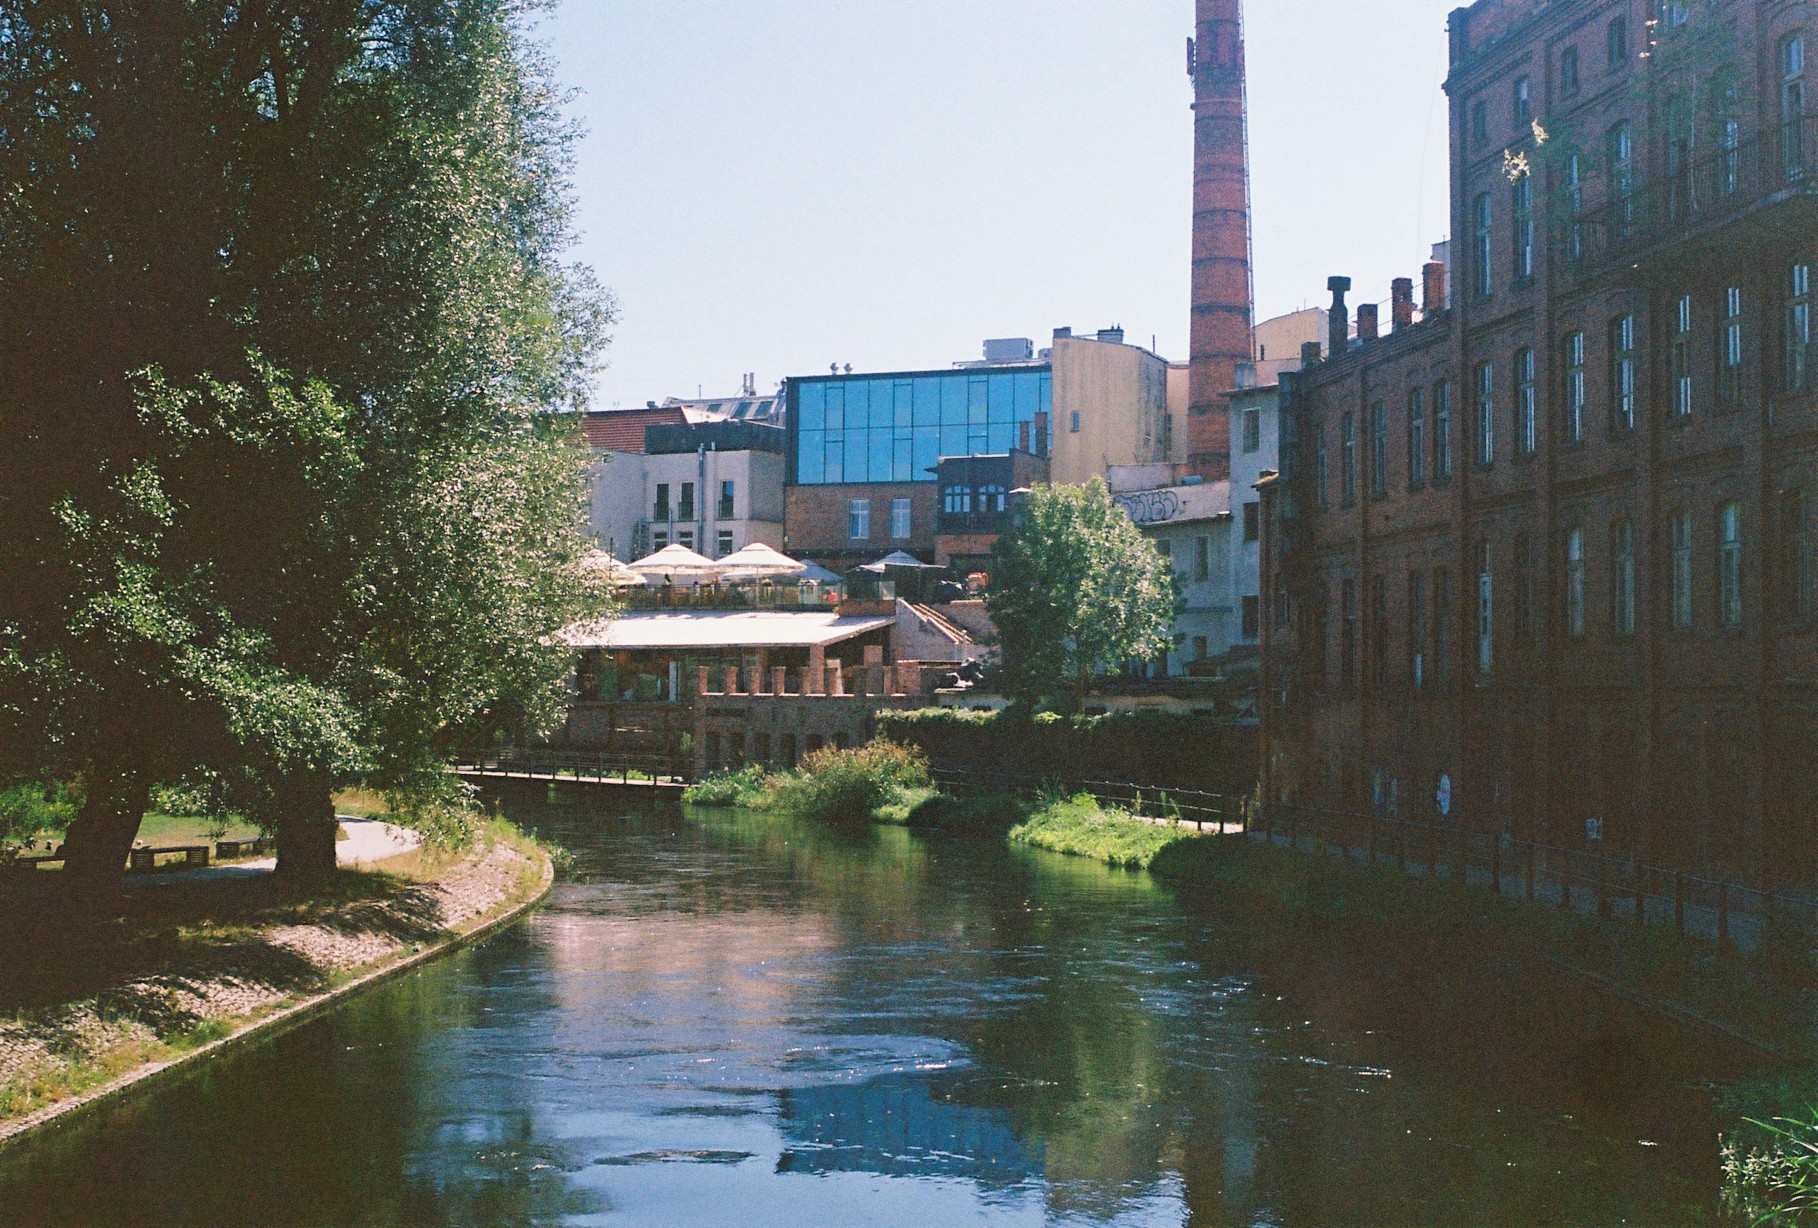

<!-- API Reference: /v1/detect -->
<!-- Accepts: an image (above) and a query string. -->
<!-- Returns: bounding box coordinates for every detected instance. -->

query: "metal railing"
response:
[1558,112,1818,277]
[456,747,691,786]
[1257,801,1817,956]
[929,764,1247,832]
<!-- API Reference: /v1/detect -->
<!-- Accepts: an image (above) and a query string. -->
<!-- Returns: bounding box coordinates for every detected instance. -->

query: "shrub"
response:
[682,765,771,809]
[767,739,930,825]
[0,779,79,858]
[1723,1110,1818,1225]
[384,775,482,852]
[902,792,1029,832]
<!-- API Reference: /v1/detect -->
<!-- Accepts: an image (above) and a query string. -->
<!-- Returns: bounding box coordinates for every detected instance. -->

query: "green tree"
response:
[986,479,1178,712]
[0,1,611,895]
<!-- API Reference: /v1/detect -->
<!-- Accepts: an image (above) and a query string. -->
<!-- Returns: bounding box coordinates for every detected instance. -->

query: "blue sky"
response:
[541,1,1462,410]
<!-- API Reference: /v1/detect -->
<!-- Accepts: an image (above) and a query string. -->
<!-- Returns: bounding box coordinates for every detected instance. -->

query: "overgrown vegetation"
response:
[682,741,934,826]
[876,707,1256,794]
[1008,790,1202,869]
[0,780,79,861]
[1723,1110,1818,1226]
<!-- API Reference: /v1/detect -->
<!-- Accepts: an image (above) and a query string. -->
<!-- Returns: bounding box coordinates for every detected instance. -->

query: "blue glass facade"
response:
[790,367,1051,485]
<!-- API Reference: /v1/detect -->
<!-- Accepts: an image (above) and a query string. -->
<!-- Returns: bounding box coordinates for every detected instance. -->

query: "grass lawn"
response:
[133,812,264,847]
[1008,793,1204,869]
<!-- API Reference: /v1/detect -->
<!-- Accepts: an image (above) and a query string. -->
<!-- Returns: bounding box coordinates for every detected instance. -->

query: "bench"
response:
[214,837,272,860]
[127,845,211,871]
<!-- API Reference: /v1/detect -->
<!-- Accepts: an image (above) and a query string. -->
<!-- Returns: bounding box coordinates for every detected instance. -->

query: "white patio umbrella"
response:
[795,561,843,586]
[575,549,648,587]
[715,541,806,581]
[626,543,723,585]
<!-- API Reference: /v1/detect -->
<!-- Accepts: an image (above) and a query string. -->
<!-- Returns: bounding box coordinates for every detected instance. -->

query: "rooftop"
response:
[560,610,894,652]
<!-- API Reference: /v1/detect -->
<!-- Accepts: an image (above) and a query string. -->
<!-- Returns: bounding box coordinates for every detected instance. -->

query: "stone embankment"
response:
[0,833,552,1149]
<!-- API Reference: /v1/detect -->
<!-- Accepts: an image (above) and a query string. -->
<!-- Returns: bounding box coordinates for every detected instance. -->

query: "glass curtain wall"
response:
[793,368,1052,485]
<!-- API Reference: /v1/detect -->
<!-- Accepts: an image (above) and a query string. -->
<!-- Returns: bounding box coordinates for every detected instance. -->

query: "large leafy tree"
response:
[986,479,1178,713]
[0,1,611,895]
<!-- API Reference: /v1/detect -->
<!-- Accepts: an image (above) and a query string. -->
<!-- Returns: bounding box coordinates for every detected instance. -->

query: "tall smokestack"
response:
[1187,0,1255,480]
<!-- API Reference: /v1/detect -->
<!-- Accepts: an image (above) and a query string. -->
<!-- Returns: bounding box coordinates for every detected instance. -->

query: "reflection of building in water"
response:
[776,1073,1039,1189]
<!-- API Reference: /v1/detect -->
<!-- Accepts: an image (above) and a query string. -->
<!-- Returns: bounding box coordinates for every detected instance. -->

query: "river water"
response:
[0,794,1746,1226]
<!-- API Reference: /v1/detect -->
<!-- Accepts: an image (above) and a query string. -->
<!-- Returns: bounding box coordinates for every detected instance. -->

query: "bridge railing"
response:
[456,747,691,786]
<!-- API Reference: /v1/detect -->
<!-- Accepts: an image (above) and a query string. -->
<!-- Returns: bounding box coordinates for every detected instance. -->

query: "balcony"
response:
[1555,113,1818,282]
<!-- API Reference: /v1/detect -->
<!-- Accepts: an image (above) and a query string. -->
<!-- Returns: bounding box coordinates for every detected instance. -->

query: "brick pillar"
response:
[807,646,825,696]
[697,665,711,695]
[827,662,845,696]
[725,666,742,695]
[771,666,788,696]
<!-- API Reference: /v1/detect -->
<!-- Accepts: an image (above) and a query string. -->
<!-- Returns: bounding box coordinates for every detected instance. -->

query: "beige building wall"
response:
[1048,336,1173,487]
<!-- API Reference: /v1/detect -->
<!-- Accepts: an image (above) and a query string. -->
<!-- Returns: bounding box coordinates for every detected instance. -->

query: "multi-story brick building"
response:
[1263,0,1818,887]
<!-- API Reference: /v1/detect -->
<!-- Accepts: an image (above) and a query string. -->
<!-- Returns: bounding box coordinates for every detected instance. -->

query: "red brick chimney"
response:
[1391,277,1416,331]
[1186,0,1255,480]
[1423,261,1447,315]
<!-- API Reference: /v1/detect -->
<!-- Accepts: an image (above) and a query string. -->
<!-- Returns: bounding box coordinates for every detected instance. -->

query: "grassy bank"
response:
[0,814,554,1133]
[1008,792,1203,869]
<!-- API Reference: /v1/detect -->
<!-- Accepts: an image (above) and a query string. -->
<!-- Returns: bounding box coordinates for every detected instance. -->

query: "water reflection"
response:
[0,793,1742,1226]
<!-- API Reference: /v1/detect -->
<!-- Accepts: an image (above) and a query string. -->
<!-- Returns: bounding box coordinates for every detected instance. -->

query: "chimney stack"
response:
[1300,340,1323,367]
[1327,276,1351,357]
[1423,261,1447,315]
[1356,302,1379,342]
[1186,0,1255,480]
[1391,277,1416,331]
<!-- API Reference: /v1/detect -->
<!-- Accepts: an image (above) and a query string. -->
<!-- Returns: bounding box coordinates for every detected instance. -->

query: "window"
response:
[1611,314,1637,431]
[1612,520,1636,635]
[678,482,695,520]
[1156,538,1173,567]
[1242,595,1261,641]
[1720,287,1744,405]
[677,529,694,550]
[1565,528,1586,638]
[1408,572,1427,689]
[1564,332,1586,443]
[1070,410,1081,433]
[1789,262,1812,393]
[1341,577,1358,687]
[1434,568,1452,680]
[1471,99,1489,147]
[1473,193,1493,298]
[1661,1,1689,28]
[1781,490,1811,621]
[977,484,1006,513]
[1561,46,1580,96]
[1672,295,1694,418]
[1514,76,1532,123]
[1314,422,1329,509]
[653,482,671,520]
[1721,107,1742,195]
[1194,535,1211,581]
[1513,533,1534,639]
[1370,577,1388,686]
[1670,512,1693,630]
[1607,15,1628,68]
[1242,405,1261,452]
[1783,36,1806,180]
[652,530,668,550]
[1369,403,1388,497]
[942,486,971,515]
[849,499,871,540]
[890,497,911,539]
[1563,152,1584,261]
[1407,387,1426,487]
[1515,348,1536,455]
[1192,634,1209,660]
[1340,412,1357,504]
[716,529,734,558]
[1475,361,1495,466]
[1242,501,1260,542]
[1608,121,1635,239]
[1719,501,1744,628]
[1433,380,1453,478]
[1476,540,1493,675]
[1512,177,1534,282]
[718,480,735,519]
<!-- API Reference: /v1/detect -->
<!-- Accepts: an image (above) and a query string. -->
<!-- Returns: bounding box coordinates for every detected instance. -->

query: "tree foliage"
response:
[0,1,612,891]
[985,479,1178,712]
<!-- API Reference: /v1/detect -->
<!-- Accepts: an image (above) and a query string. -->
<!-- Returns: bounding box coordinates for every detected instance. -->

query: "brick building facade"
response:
[1263,0,1818,887]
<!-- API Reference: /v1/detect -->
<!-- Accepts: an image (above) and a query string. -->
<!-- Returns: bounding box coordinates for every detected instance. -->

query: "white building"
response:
[588,420,786,561]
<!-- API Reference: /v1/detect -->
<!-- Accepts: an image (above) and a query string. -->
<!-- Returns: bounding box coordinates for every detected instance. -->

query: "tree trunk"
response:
[274,771,338,883]
[60,774,150,907]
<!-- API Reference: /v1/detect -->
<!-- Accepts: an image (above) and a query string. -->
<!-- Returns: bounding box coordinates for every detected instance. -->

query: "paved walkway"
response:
[125,818,420,887]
